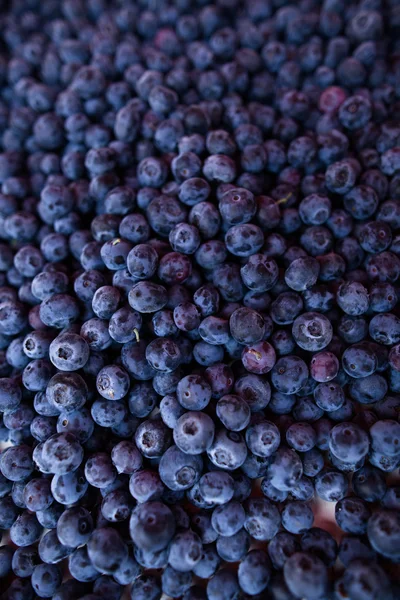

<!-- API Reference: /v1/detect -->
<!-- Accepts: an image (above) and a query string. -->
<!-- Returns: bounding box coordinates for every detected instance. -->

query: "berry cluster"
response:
[0,0,399,599]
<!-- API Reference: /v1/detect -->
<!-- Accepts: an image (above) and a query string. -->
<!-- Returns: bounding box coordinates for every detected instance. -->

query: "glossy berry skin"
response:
[314,382,345,412]
[135,418,171,459]
[10,511,42,547]
[286,423,317,452]
[284,552,328,600]
[315,469,348,503]
[146,338,182,373]
[206,568,240,600]
[342,344,377,379]
[87,527,128,575]
[168,529,203,572]
[207,429,247,471]
[240,254,279,292]
[292,312,333,351]
[173,411,215,455]
[96,365,130,400]
[246,419,280,458]
[159,445,203,491]
[229,307,265,345]
[285,257,320,292]
[335,497,371,535]
[42,433,83,475]
[267,447,303,492]
[130,501,175,553]
[216,395,251,432]
[31,564,62,598]
[199,472,234,505]
[310,352,339,382]
[271,356,309,395]
[329,422,369,464]
[23,478,53,512]
[176,375,211,410]
[84,453,117,489]
[244,497,281,542]
[237,549,270,595]
[51,469,88,505]
[49,333,89,372]
[369,419,400,457]
[242,341,276,375]
[282,501,314,535]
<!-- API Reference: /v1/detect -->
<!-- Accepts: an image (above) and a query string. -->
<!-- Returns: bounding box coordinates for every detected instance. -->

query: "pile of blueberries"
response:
[0,0,399,598]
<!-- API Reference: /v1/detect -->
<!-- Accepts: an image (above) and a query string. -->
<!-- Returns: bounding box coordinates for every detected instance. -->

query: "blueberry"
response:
[267,447,303,492]
[173,410,215,455]
[146,195,187,237]
[242,497,281,542]
[286,423,317,452]
[56,506,93,548]
[284,552,328,600]
[282,501,314,534]
[1,445,33,482]
[0,495,20,529]
[109,305,142,343]
[329,422,370,465]
[168,529,203,572]
[49,333,89,371]
[369,313,400,346]
[285,257,320,292]
[130,501,175,552]
[191,511,218,544]
[314,382,345,412]
[36,502,64,529]
[315,469,348,502]
[129,281,168,313]
[46,372,88,413]
[10,511,42,547]
[86,527,128,575]
[129,470,164,504]
[0,545,13,578]
[0,377,22,412]
[159,445,203,491]
[336,497,371,535]
[96,364,130,401]
[208,428,247,471]
[113,550,142,585]
[271,355,309,395]
[23,478,53,512]
[130,575,162,600]
[342,343,377,379]
[198,472,234,506]
[216,527,250,563]
[92,285,120,319]
[292,312,333,351]
[93,576,123,600]
[68,546,99,583]
[101,489,133,523]
[121,340,157,381]
[242,341,276,375]
[127,243,158,280]
[174,302,201,332]
[42,432,83,475]
[91,398,125,431]
[339,559,391,600]
[370,419,400,457]
[84,452,116,489]
[206,568,240,600]
[245,419,280,457]
[300,528,338,568]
